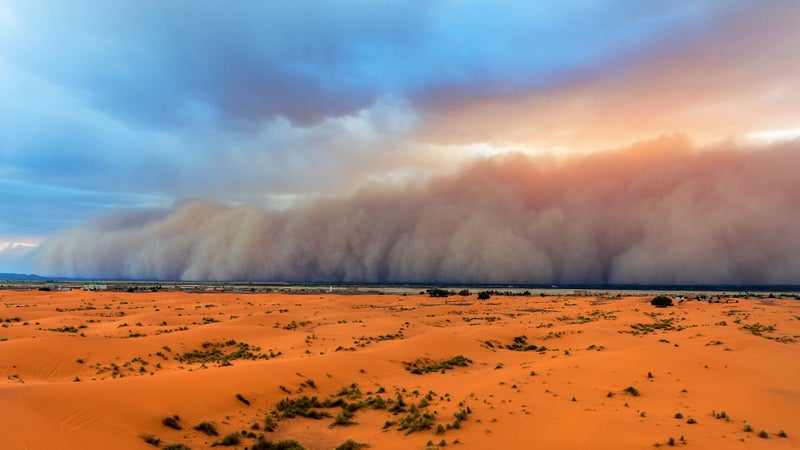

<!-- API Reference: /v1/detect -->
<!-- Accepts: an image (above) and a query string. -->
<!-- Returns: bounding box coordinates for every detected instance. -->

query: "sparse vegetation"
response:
[251,437,305,450]
[505,335,538,351]
[163,444,191,450]
[275,396,332,420]
[335,438,370,450]
[213,432,241,446]
[396,408,436,434]
[426,288,452,298]
[140,434,161,446]
[623,386,640,396]
[264,414,278,432]
[175,340,276,365]
[236,393,251,405]
[651,295,673,307]
[193,421,218,436]
[162,415,181,430]
[403,355,472,374]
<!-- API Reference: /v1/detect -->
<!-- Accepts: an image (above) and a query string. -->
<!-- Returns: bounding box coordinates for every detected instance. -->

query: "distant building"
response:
[83,283,107,291]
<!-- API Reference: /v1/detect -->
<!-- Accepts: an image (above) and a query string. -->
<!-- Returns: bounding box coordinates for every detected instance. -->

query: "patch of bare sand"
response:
[1,290,799,449]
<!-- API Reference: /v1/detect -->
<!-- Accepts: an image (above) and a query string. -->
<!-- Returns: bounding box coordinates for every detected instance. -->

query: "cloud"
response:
[420,1,800,150]
[1,0,796,255]
[33,136,800,284]
[0,241,37,273]
[2,1,722,128]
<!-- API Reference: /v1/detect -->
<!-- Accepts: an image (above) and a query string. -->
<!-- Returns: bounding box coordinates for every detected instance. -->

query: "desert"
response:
[1,287,798,449]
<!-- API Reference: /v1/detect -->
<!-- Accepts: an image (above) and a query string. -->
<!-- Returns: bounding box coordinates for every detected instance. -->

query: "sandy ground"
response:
[1,289,799,449]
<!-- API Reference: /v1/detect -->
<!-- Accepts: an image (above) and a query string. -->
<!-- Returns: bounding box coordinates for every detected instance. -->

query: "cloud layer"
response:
[4,1,792,242]
[34,137,800,284]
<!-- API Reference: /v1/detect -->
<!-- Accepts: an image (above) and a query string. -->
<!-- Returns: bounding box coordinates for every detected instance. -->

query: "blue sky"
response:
[1,0,798,273]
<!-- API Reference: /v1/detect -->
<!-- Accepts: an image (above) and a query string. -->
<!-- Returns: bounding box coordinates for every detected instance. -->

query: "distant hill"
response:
[0,273,51,281]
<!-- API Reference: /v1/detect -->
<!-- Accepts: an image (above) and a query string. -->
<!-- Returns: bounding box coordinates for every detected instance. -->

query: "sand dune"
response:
[1,289,799,449]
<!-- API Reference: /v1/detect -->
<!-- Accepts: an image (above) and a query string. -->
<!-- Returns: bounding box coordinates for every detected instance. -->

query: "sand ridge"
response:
[1,289,799,449]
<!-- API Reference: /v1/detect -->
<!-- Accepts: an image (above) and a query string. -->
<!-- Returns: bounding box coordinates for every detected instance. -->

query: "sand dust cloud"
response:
[33,136,800,284]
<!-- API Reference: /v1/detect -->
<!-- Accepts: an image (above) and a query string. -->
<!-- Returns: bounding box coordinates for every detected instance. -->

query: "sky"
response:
[2,1,799,282]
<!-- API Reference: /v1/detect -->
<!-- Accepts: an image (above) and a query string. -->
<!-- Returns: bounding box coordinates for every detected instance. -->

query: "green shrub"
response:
[251,437,305,450]
[426,288,451,298]
[623,386,640,396]
[162,415,181,430]
[651,296,673,307]
[193,421,218,436]
[215,432,241,446]
[335,439,370,450]
[264,414,278,432]
[330,409,356,427]
[140,434,161,446]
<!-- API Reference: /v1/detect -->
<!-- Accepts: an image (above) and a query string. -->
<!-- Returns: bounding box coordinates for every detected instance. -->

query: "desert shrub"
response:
[623,386,640,396]
[743,422,753,432]
[162,415,182,430]
[388,395,407,414]
[758,430,768,439]
[193,421,218,436]
[397,409,435,434]
[335,438,370,450]
[506,335,538,351]
[403,355,472,374]
[686,417,696,424]
[778,430,788,438]
[674,413,683,419]
[457,289,471,297]
[477,291,491,300]
[252,437,305,450]
[163,444,191,450]
[427,288,452,298]
[140,434,161,446]
[214,432,241,446]
[264,414,278,432]
[651,295,673,307]
[236,393,250,405]
[330,409,356,427]
[452,408,470,429]
[275,396,331,419]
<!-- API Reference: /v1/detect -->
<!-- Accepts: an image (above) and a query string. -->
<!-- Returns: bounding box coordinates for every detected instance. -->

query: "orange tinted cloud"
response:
[33,136,800,284]
[420,3,800,151]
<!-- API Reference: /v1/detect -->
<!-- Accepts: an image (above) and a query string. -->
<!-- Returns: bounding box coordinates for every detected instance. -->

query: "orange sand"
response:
[1,289,799,449]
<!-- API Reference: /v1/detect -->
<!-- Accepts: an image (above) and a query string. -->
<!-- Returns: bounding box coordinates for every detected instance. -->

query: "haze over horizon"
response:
[2,1,799,283]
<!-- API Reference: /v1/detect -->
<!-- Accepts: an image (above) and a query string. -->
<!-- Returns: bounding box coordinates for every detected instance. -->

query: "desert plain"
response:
[0,288,799,449]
